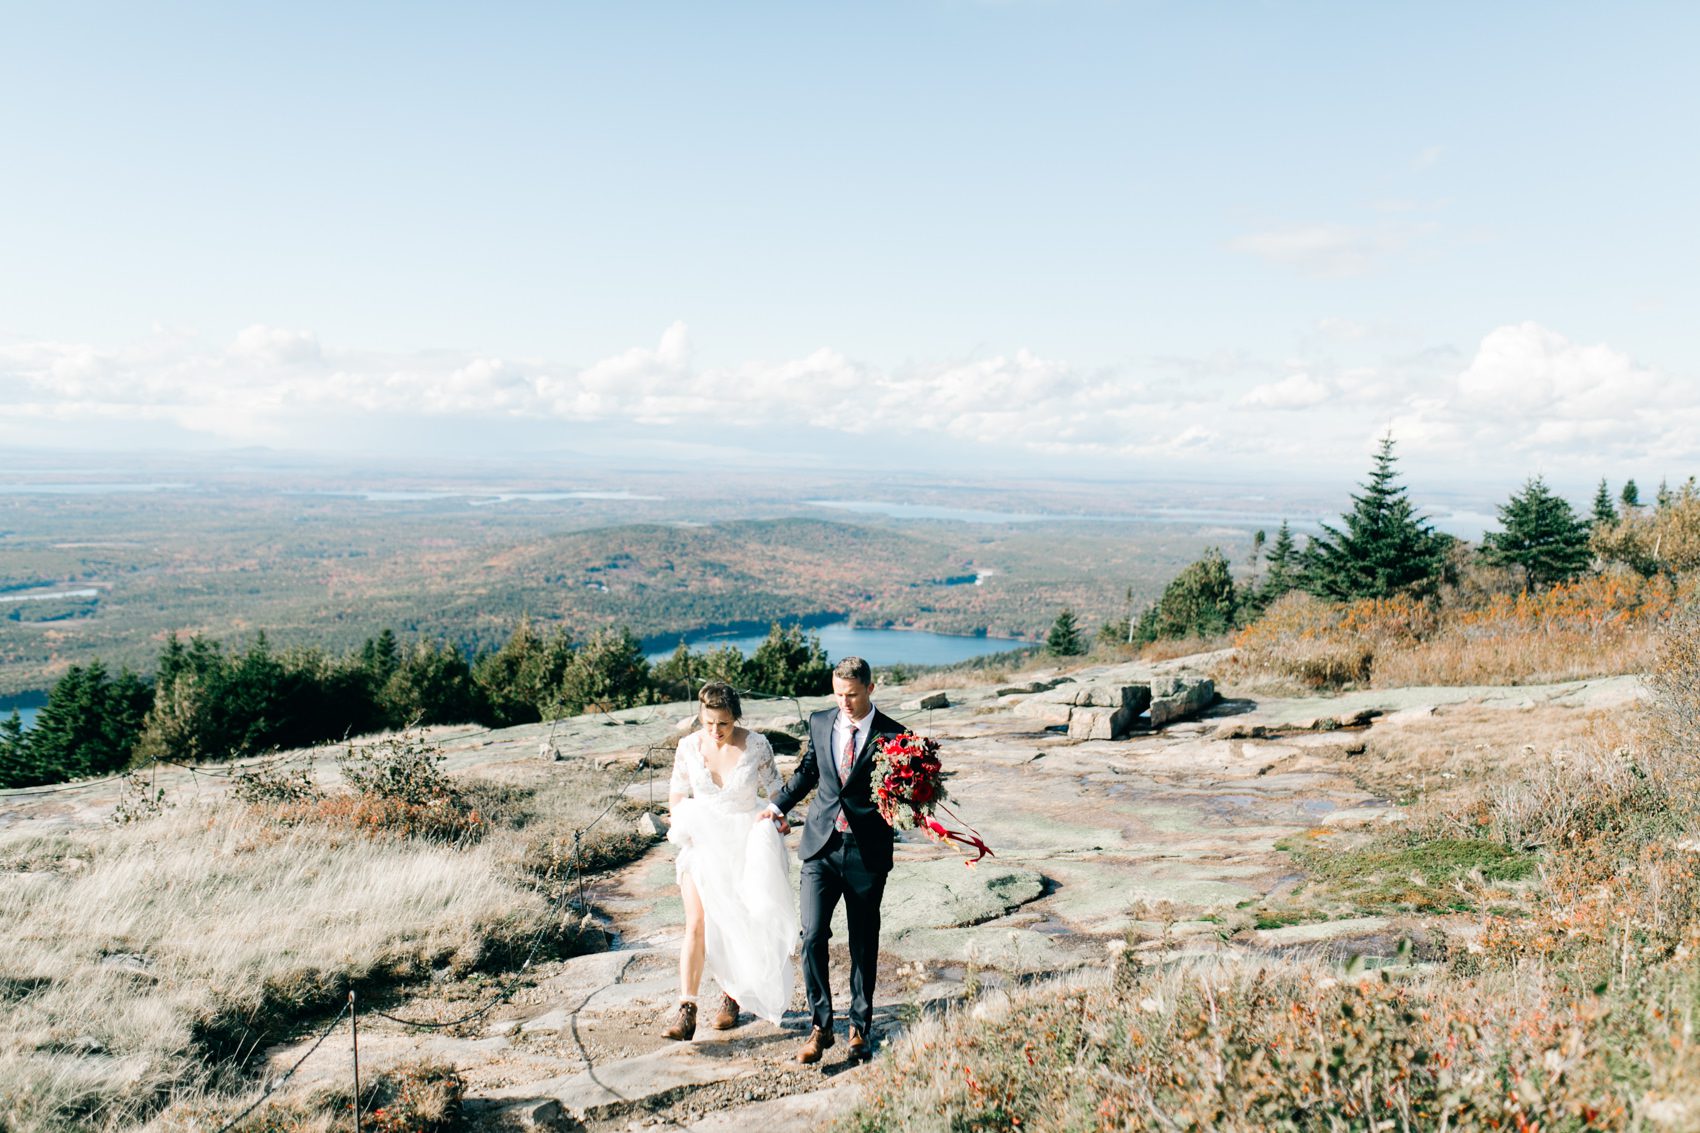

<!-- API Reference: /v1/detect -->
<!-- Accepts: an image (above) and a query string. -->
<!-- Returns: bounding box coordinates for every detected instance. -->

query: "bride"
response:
[660,681,797,1039]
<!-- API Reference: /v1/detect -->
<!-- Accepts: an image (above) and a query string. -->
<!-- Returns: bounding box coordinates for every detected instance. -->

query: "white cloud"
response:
[1230,225,1394,278]
[1240,373,1330,410]
[1230,221,1438,278]
[230,324,321,366]
[0,319,1691,477]
[1414,145,1444,170]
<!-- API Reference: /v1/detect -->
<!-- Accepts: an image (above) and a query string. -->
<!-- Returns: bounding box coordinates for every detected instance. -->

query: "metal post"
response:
[349,990,361,1133]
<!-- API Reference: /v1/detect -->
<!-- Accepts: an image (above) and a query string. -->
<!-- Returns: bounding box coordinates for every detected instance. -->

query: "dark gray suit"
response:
[773,705,904,1035]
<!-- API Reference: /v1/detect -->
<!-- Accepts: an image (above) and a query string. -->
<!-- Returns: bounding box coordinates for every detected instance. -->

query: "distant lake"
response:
[0,694,46,732]
[807,499,1324,528]
[1,482,191,495]
[806,498,1496,540]
[293,489,663,504]
[646,620,1029,668]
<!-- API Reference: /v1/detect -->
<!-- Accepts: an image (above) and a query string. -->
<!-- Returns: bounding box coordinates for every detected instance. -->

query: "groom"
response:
[768,656,903,1064]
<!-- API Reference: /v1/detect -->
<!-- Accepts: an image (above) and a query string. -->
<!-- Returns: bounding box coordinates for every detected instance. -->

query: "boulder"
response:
[756,727,801,755]
[1068,706,1127,741]
[756,714,808,736]
[903,692,950,711]
[1148,677,1216,727]
[1010,694,1075,727]
[1020,682,1152,739]
[636,812,668,840]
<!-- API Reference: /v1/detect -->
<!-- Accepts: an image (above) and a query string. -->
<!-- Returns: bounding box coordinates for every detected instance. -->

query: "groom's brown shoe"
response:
[796,1026,835,1064]
[847,1026,870,1061]
[711,994,740,1030]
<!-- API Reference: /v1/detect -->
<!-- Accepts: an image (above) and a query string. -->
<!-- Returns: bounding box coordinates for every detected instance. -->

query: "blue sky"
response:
[2,2,1695,491]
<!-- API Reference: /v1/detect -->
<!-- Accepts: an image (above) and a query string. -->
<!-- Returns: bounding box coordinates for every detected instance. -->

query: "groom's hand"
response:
[760,805,791,834]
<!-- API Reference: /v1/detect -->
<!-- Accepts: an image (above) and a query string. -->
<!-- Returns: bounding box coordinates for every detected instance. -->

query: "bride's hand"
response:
[760,810,791,834]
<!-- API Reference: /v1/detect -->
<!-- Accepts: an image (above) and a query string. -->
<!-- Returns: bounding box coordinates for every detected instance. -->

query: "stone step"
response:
[480,1043,763,1122]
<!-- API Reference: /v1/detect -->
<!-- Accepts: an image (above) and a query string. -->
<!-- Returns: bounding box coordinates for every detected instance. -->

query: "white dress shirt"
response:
[764,703,879,818]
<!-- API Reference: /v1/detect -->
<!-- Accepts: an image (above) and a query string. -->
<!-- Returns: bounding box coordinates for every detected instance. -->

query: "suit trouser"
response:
[798,830,886,1034]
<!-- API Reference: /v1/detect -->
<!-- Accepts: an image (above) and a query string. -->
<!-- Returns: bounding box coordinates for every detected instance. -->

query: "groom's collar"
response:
[836,705,877,734]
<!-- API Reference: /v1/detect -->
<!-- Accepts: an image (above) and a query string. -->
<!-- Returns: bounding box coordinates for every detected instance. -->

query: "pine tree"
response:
[1257,521,1300,608]
[359,628,401,683]
[383,641,479,726]
[746,623,832,696]
[1621,479,1641,509]
[0,710,27,788]
[551,628,656,717]
[1657,479,1673,509]
[1142,549,1239,640]
[1483,476,1592,590]
[156,632,189,689]
[1301,435,1449,601]
[27,664,117,782]
[1592,479,1617,526]
[1045,609,1085,656]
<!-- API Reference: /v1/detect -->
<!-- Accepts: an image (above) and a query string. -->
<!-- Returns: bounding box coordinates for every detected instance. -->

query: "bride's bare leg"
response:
[679,871,706,997]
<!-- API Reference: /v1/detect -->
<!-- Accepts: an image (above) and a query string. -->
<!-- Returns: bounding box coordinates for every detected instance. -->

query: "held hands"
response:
[759,808,791,834]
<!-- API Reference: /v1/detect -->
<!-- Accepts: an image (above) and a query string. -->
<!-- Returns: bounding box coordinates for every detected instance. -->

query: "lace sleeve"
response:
[751,732,783,800]
[669,733,693,799]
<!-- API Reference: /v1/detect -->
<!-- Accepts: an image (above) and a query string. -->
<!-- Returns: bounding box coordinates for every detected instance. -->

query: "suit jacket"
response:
[774,705,904,874]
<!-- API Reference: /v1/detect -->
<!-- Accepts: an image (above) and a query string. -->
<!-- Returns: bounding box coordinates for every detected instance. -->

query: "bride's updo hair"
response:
[697,681,742,721]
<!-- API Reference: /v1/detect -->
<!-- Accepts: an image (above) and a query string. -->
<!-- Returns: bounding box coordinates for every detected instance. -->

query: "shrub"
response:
[1136,548,1240,642]
[1230,575,1683,690]
[231,763,322,807]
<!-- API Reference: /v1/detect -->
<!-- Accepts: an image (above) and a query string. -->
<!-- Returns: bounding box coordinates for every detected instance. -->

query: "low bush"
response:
[1229,575,1684,690]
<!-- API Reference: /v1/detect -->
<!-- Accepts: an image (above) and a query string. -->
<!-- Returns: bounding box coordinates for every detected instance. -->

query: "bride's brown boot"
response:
[661,1000,697,1041]
[711,994,740,1030]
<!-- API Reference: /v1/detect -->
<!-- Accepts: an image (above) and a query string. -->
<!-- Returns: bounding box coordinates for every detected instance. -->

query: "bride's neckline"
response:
[697,728,753,788]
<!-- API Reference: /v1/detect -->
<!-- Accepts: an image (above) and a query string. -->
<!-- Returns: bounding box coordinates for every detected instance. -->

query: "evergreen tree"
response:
[103,668,153,767]
[156,632,189,689]
[472,619,576,726]
[1483,476,1593,590]
[551,628,656,716]
[1592,479,1617,526]
[1300,435,1448,601]
[382,641,479,726]
[1621,479,1641,509]
[1657,478,1673,509]
[1140,549,1239,640]
[1254,521,1300,611]
[745,623,832,696]
[1045,609,1085,656]
[134,671,210,765]
[358,628,401,683]
[0,710,27,788]
[26,662,140,782]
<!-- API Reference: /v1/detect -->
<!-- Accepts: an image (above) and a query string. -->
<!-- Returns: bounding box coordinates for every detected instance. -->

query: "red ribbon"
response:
[922,805,995,865]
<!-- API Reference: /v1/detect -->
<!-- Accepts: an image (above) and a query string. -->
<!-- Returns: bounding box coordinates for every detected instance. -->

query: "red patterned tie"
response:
[835,726,856,832]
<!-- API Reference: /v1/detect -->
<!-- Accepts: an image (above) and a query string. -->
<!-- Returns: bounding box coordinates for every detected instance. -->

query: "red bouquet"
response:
[873,733,993,863]
[872,733,947,830]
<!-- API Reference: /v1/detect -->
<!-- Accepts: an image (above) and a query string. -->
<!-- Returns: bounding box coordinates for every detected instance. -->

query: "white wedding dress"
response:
[667,729,798,1023]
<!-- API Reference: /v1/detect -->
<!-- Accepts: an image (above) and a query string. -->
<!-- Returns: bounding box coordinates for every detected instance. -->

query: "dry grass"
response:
[842,607,1700,1131]
[841,950,1700,1132]
[1228,575,1684,691]
[1352,704,1610,806]
[0,751,649,1132]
